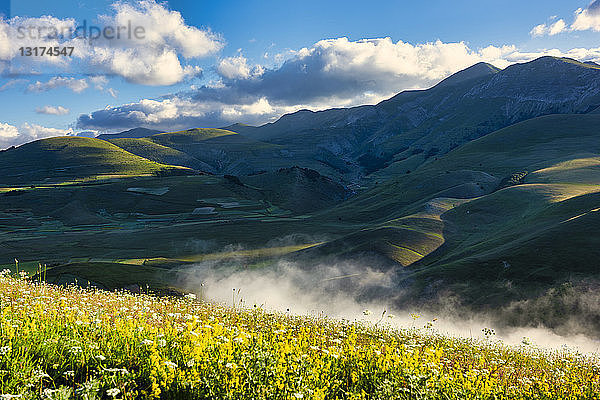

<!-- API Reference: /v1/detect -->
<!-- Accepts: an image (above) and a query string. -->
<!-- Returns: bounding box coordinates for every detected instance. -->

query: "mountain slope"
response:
[109,128,355,179]
[0,136,192,184]
[96,127,164,140]
[302,114,600,311]
[241,166,349,213]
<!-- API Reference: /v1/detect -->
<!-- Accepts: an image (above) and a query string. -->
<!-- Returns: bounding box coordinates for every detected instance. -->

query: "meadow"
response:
[0,272,598,399]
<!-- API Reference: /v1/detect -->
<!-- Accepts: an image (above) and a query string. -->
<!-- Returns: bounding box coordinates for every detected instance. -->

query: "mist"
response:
[177,256,600,354]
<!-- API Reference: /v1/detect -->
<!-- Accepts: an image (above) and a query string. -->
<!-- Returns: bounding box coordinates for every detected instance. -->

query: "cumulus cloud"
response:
[217,55,264,80]
[77,37,600,132]
[27,77,89,93]
[193,38,521,109]
[0,0,223,85]
[532,1,600,35]
[0,122,19,140]
[89,75,118,97]
[0,122,73,148]
[35,105,70,115]
[530,19,567,37]
[76,96,298,131]
[573,1,600,32]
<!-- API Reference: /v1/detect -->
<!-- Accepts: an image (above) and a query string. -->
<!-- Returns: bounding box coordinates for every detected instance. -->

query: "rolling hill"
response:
[0,136,193,184]
[107,127,354,179]
[299,114,600,326]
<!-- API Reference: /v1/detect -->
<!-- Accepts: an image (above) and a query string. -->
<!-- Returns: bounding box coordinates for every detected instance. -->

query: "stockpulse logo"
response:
[15,19,146,41]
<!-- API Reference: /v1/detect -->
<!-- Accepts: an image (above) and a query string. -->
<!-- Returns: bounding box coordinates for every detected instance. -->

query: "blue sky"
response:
[1,0,600,147]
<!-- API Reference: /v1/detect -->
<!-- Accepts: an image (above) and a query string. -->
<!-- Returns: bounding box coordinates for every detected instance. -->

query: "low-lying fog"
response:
[177,257,600,354]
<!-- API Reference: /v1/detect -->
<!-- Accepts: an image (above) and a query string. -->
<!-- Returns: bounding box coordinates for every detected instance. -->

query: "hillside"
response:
[1,274,598,399]
[109,128,353,179]
[0,137,192,184]
[241,167,349,213]
[300,114,600,329]
[96,127,164,140]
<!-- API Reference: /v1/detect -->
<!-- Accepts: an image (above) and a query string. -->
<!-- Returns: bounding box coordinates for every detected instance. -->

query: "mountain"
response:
[100,57,600,187]
[433,62,501,88]
[96,127,164,140]
[224,57,600,183]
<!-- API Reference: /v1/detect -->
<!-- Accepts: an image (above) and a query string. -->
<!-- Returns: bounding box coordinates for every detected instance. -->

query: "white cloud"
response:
[573,2,600,32]
[0,122,73,148]
[107,88,118,98]
[103,0,222,58]
[89,76,108,90]
[530,24,548,37]
[549,19,568,35]
[217,55,264,80]
[532,1,600,35]
[530,19,567,37]
[0,79,26,91]
[0,0,223,85]
[76,96,298,131]
[35,105,70,115]
[0,122,19,139]
[28,77,89,93]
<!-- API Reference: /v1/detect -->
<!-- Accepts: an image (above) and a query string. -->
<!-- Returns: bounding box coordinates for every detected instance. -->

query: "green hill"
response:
[109,128,349,179]
[0,136,192,184]
[107,137,213,171]
[241,167,349,213]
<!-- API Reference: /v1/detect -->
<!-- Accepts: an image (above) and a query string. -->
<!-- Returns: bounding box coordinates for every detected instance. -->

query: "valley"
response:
[2,57,600,337]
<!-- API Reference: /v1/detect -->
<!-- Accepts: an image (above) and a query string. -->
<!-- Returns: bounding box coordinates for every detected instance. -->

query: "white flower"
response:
[104,368,129,375]
[186,359,195,367]
[0,394,22,399]
[63,370,75,377]
[106,388,120,397]
[185,293,197,300]
[32,370,50,379]
[158,339,167,347]
[225,362,235,368]
[294,394,304,399]
[164,361,177,369]
[95,355,106,361]
[0,346,10,355]
[141,339,154,346]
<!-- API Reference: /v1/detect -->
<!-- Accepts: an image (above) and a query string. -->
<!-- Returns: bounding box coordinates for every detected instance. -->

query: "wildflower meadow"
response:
[0,271,598,399]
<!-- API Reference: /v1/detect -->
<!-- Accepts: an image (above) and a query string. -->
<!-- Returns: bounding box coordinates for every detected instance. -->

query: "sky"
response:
[1,0,600,148]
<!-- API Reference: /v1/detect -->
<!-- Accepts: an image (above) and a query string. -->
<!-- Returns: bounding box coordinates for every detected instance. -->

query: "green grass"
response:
[107,138,212,172]
[0,137,192,185]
